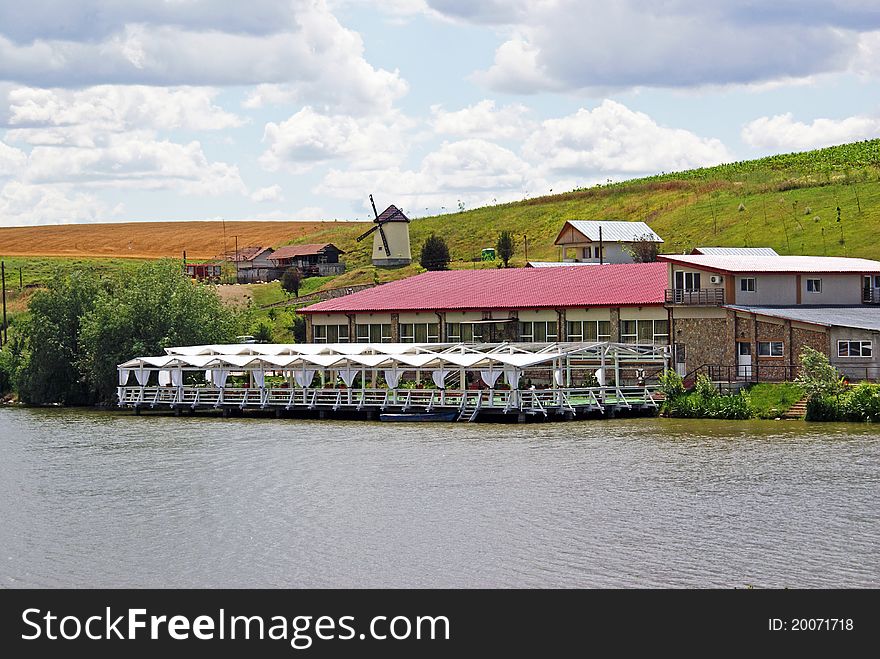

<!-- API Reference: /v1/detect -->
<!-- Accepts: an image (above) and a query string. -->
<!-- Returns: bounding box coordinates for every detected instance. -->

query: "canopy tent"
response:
[119,341,669,391]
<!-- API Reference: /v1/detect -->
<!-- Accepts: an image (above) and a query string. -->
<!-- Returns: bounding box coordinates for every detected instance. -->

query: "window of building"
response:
[566,320,612,342]
[519,321,558,342]
[806,278,822,293]
[313,324,349,343]
[740,277,756,292]
[355,323,391,343]
[620,319,669,344]
[446,323,484,343]
[674,271,701,290]
[582,246,591,259]
[399,322,440,343]
[838,340,872,358]
[757,341,784,357]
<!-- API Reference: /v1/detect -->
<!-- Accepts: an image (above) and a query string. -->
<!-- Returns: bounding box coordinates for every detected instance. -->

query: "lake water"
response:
[0,407,877,588]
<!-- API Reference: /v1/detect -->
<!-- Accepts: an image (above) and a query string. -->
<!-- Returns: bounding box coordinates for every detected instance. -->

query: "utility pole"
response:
[234,235,239,284]
[524,235,529,262]
[221,217,228,283]
[19,267,22,291]
[182,250,187,276]
[598,225,604,265]
[1,261,7,346]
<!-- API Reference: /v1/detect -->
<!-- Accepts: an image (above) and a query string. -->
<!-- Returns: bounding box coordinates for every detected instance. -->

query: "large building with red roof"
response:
[302,262,671,344]
[301,253,880,382]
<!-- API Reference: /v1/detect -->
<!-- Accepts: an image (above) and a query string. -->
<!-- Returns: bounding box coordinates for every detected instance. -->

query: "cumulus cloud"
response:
[260,107,413,173]
[431,0,880,92]
[742,112,880,151]
[251,185,285,203]
[6,85,243,136]
[430,100,536,140]
[317,138,537,214]
[0,140,27,176]
[524,100,730,177]
[0,180,117,226]
[316,100,730,213]
[0,1,406,113]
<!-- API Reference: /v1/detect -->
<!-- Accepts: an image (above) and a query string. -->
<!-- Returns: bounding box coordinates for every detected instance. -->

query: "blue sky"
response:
[0,0,879,226]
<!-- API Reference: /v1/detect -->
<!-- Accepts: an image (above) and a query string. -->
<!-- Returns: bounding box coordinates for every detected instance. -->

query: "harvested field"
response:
[0,220,363,260]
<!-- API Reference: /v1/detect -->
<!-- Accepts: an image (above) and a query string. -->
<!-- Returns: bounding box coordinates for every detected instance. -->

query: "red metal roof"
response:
[302,262,668,314]
[270,243,344,260]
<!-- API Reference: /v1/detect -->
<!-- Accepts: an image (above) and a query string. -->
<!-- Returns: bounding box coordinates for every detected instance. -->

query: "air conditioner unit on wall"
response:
[709,275,723,284]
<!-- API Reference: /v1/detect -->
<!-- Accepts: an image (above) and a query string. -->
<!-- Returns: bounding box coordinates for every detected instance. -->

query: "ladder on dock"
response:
[458,391,483,422]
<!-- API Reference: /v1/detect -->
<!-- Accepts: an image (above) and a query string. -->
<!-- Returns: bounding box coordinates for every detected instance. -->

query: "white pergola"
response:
[118,341,669,390]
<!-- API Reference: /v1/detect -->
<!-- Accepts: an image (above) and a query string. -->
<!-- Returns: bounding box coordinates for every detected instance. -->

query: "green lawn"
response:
[747,383,805,419]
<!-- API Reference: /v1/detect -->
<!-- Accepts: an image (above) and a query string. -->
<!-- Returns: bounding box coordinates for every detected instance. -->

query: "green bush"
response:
[805,396,841,421]
[658,369,685,398]
[842,383,880,422]
[664,389,751,420]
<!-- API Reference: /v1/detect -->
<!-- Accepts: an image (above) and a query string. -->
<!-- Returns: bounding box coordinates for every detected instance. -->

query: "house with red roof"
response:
[269,243,345,277]
[301,262,670,345]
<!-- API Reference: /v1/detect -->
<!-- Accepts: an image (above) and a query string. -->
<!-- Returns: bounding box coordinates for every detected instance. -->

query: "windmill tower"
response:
[356,195,412,267]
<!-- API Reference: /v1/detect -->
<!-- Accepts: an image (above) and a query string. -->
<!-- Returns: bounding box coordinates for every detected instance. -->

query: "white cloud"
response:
[251,185,285,203]
[429,1,878,92]
[293,206,328,220]
[430,100,536,140]
[0,139,27,176]
[0,180,117,226]
[523,100,730,177]
[742,112,880,151]
[20,134,245,196]
[260,106,413,173]
[0,2,407,115]
[318,138,536,213]
[317,100,731,213]
[6,85,243,137]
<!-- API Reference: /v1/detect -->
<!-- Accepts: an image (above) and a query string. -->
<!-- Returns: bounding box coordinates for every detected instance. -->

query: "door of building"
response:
[737,342,752,379]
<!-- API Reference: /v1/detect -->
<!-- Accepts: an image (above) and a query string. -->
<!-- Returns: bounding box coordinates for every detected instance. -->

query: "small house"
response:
[185,263,222,282]
[269,244,346,277]
[554,220,663,264]
[225,246,276,283]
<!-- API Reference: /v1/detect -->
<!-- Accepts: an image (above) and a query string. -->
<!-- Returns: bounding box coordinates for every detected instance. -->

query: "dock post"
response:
[275,408,283,418]
[134,406,141,416]
[517,412,526,424]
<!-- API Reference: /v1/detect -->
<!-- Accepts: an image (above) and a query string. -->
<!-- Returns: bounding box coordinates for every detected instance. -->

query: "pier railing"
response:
[118,384,661,416]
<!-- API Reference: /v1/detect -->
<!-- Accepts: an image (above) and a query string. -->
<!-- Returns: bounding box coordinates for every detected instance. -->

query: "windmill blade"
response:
[378,223,391,255]
[356,225,378,242]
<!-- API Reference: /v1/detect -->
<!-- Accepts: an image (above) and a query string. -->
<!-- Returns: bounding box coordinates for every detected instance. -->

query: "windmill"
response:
[356,195,412,267]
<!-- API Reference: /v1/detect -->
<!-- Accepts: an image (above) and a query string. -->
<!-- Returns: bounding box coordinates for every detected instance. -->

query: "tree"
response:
[496,231,515,267]
[280,267,304,297]
[76,260,240,404]
[16,269,106,405]
[419,234,450,271]
[252,322,273,344]
[795,346,846,401]
[625,233,659,263]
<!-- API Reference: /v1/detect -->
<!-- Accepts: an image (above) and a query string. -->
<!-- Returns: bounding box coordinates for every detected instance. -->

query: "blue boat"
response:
[379,411,458,422]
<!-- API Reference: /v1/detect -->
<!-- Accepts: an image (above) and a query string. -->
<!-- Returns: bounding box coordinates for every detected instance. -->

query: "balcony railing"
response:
[863,289,880,304]
[665,288,725,305]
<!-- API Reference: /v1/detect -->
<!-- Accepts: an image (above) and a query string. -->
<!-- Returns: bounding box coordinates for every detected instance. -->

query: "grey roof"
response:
[727,305,880,332]
[692,246,779,256]
[526,261,601,268]
[562,220,663,243]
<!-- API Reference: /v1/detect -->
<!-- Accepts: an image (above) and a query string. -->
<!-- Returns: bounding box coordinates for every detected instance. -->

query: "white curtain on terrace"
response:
[171,370,183,387]
[338,367,358,387]
[431,369,452,389]
[253,370,265,388]
[503,367,521,389]
[118,369,130,386]
[480,368,502,388]
[384,368,402,389]
[135,367,149,386]
[294,369,316,387]
[553,368,564,387]
[158,370,171,386]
